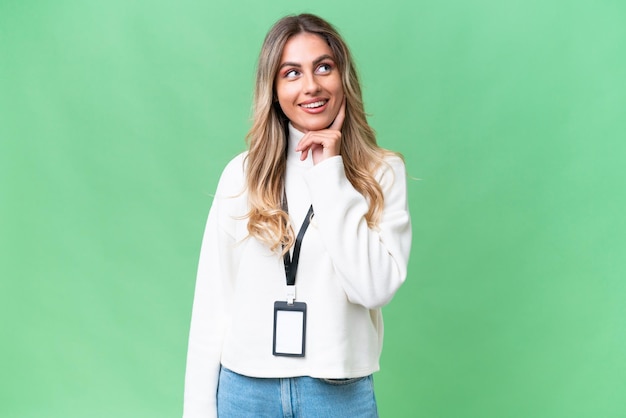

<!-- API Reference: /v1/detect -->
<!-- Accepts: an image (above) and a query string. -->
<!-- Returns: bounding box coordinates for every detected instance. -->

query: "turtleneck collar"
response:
[287,123,314,167]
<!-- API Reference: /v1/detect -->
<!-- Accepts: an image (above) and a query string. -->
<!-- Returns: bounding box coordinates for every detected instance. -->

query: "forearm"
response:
[305,156,411,309]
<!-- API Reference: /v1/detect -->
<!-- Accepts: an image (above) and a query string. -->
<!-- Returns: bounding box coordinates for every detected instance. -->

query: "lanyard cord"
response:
[282,198,314,286]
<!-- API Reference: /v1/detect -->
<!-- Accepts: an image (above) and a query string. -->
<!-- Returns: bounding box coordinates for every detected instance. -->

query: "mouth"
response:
[299,99,328,109]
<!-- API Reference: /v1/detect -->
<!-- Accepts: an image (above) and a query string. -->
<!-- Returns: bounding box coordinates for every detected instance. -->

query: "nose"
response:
[303,73,321,94]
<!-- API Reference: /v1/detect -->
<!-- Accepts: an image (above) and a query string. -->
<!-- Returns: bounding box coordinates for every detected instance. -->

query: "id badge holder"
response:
[273,301,307,357]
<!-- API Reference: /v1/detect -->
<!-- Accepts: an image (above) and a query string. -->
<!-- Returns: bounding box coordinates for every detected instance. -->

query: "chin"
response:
[296,118,334,132]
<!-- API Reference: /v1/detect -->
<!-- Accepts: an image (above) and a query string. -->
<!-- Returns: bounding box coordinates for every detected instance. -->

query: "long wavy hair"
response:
[245,13,393,253]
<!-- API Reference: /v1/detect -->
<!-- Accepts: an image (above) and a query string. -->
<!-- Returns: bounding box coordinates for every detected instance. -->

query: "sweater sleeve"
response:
[304,155,411,309]
[183,158,242,418]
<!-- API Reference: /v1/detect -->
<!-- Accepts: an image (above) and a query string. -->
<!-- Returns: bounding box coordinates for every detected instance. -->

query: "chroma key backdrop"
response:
[1,0,625,417]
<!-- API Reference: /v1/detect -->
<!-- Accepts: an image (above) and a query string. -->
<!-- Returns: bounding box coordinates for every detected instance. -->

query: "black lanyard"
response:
[282,200,314,287]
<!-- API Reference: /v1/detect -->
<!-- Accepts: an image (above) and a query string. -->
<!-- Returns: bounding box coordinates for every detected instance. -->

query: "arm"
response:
[304,155,411,309]
[183,159,242,418]
[182,206,228,418]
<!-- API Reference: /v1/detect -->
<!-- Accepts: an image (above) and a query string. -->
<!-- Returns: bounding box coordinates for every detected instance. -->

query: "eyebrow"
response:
[278,54,335,70]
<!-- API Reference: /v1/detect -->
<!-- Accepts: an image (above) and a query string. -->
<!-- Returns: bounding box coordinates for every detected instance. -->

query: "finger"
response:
[295,133,312,152]
[329,97,346,131]
[296,131,323,151]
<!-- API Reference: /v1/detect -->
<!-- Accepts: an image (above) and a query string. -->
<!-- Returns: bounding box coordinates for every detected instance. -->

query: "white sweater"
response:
[183,124,412,417]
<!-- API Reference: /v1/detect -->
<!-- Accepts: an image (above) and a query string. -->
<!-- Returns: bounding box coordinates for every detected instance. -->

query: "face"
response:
[275,32,344,133]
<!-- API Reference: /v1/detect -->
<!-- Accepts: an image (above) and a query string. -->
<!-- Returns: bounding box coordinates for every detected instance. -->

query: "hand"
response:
[295,99,346,165]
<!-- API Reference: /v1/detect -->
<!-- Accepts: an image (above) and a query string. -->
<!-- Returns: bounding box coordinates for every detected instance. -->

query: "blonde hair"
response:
[245,13,393,253]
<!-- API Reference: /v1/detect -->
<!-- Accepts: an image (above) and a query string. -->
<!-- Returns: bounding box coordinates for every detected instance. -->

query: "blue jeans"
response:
[217,366,378,418]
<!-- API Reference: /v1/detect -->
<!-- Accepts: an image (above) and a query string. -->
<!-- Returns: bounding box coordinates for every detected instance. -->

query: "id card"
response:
[272,301,307,357]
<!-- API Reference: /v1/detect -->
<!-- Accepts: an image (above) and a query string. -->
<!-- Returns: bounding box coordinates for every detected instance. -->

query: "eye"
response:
[316,63,333,74]
[284,69,300,79]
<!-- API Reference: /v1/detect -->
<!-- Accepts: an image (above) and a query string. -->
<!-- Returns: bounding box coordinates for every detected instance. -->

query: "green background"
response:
[1,0,625,417]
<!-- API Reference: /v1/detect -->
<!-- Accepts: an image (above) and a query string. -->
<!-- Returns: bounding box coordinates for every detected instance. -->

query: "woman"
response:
[183,13,411,418]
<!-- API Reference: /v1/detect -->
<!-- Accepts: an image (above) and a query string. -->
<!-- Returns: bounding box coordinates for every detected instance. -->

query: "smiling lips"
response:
[299,99,329,113]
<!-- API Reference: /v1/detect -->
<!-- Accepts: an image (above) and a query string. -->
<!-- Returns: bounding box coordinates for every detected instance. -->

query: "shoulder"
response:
[375,153,406,187]
[221,151,248,179]
[382,153,405,171]
[215,151,248,196]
